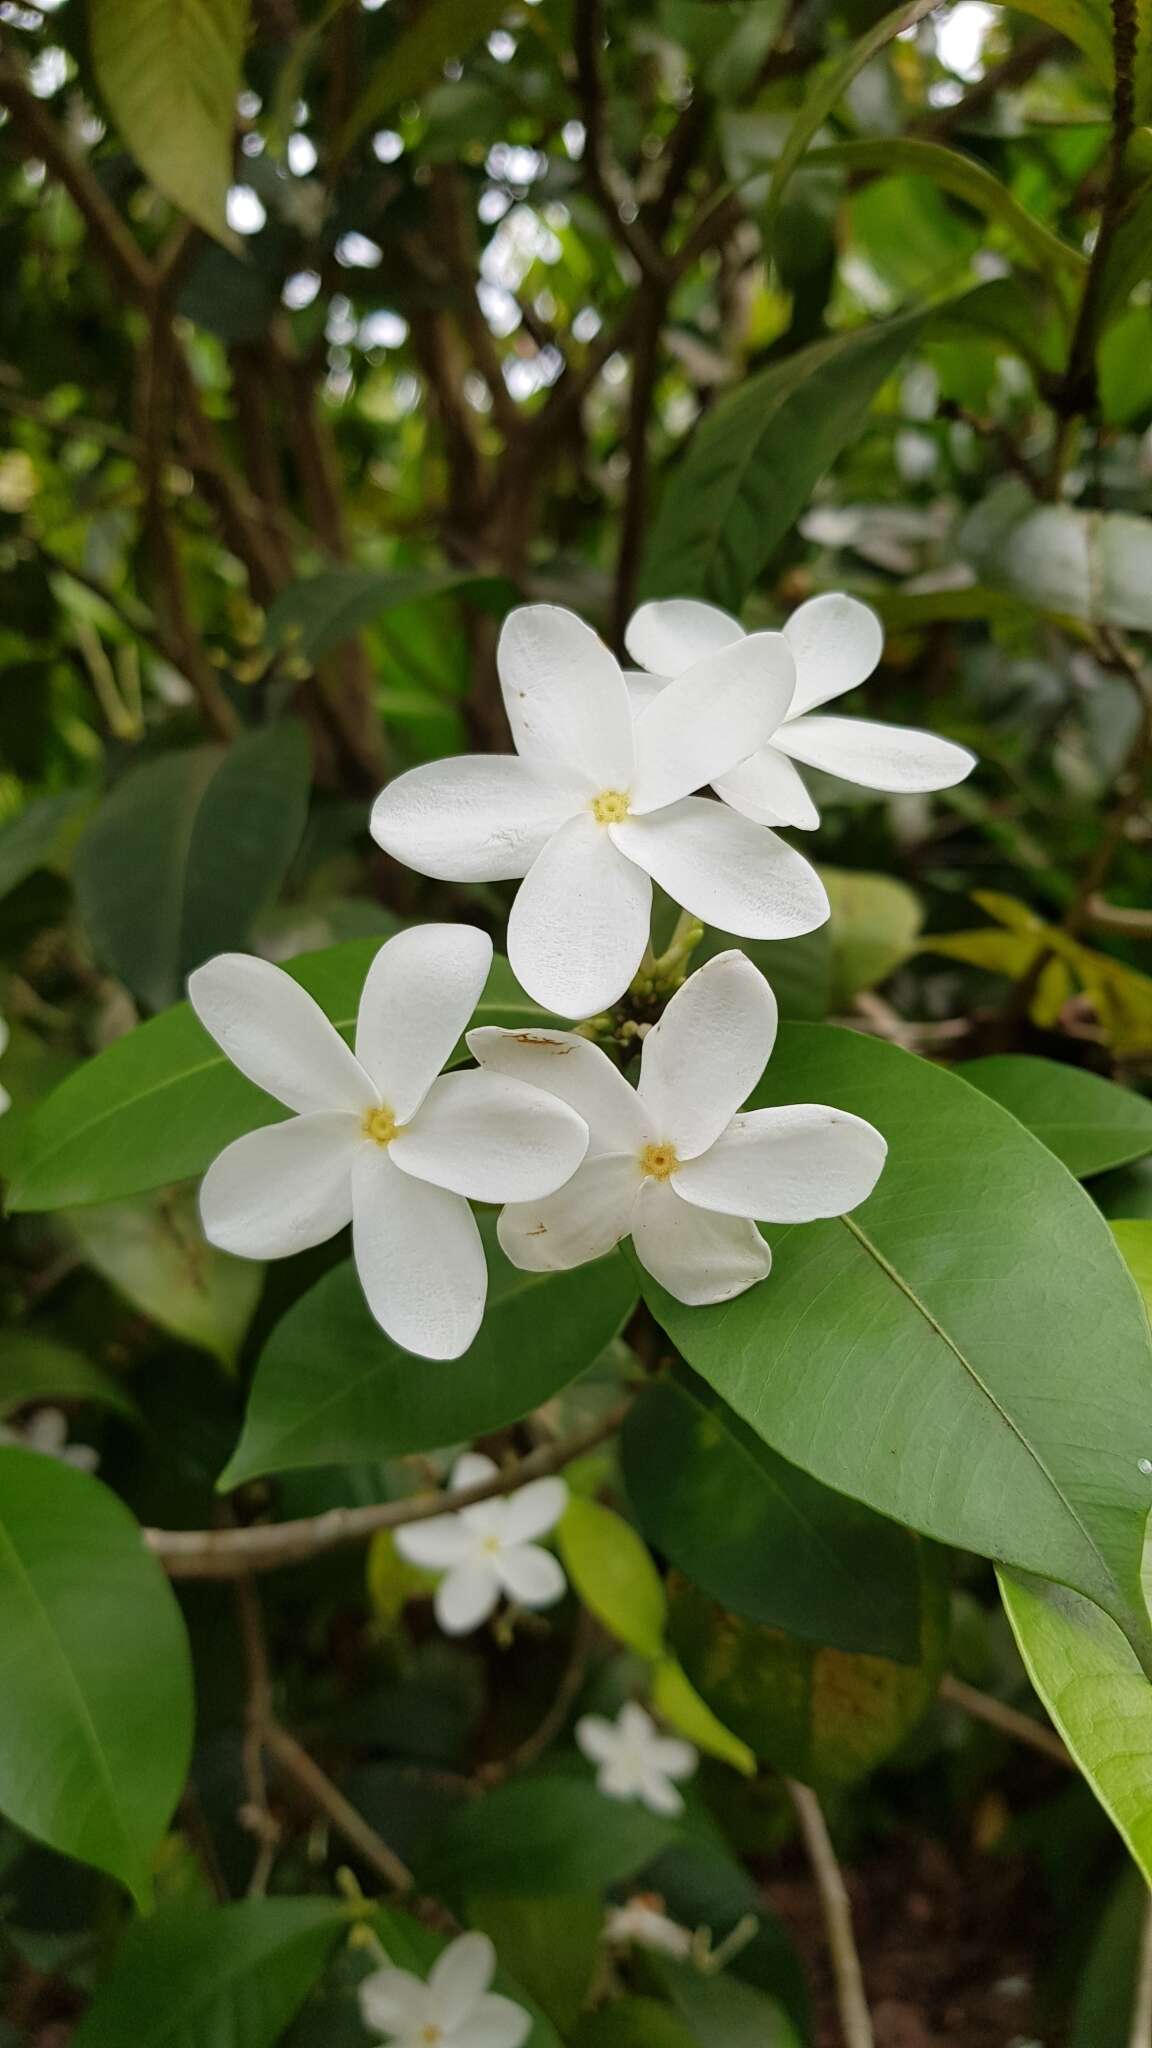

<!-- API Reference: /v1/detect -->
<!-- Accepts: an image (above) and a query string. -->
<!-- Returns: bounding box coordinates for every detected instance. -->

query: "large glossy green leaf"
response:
[639,1024,1152,1665]
[67,1187,263,1370]
[418,1777,687,1901]
[266,568,510,664]
[651,1957,801,2048]
[468,1896,602,2037]
[0,1333,135,1420]
[639,309,927,611]
[90,0,248,242]
[9,944,547,1213]
[71,1898,351,2048]
[961,1055,1152,1178]
[336,0,511,158]
[0,1449,193,1905]
[621,1373,922,1662]
[1000,1564,1152,1882]
[219,1221,636,1484]
[670,1541,948,1789]
[73,725,311,1012]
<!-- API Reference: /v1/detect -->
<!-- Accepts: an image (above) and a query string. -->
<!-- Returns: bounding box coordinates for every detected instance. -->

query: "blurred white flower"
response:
[626,592,975,831]
[470,950,886,1307]
[604,1894,694,1957]
[371,604,827,1019]
[577,1702,697,1815]
[0,1407,99,1472]
[0,1010,9,1115]
[189,926,587,1360]
[359,1931,530,2048]
[395,1452,568,1634]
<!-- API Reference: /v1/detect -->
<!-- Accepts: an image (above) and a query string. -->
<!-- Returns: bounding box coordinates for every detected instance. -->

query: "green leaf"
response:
[468,1896,602,2036]
[575,1999,698,2048]
[336,0,512,160]
[1000,1563,1152,1883]
[621,1373,923,1662]
[1092,1157,1152,1220]
[651,1957,802,2048]
[640,309,928,611]
[997,0,1112,81]
[0,1333,136,1420]
[66,1186,263,1370]
[0,1449,193,1904]
[418,1777,686,1901]
[73,725,311,1012]
[808,138,1086,282]
[71,1898,351,2048]
[219,1218,636,1483]
[266,568,511,665]
[558,1496,667,1660]
[650,1657,757,1775]
[0,790,89,902]
[639,1024,1152,1665]
[1112,1221,1152,1315]
[696,924,831,1022]
[961,1055,1152,1178]
[821,867,922,1009]
[669,1541,948,1789]
[89,0,248,243]
[9,944,548,1213]
[1069,1867,1148,2047]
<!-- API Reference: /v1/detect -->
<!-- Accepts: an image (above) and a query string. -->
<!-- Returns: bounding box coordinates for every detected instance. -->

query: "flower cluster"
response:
[191,594,972,1358]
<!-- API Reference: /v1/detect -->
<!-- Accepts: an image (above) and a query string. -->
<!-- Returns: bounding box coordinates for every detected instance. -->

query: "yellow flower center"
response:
[590,787,631,826]
[362,1105,401,1147]
[420,2029,443,2046]
[640,1141,679,1182]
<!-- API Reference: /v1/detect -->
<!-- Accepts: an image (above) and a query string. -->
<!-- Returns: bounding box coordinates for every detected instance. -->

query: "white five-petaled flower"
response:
[358,1931,530,2048]
[395,1452,568,1634]
[577,1702,697,1815]
[625,592,976,831]
[0,1407,99,1472]
[370,603,829,1019]
[468,950,887,1307]
[188,925,588,1361]
[603,1894,694,1958]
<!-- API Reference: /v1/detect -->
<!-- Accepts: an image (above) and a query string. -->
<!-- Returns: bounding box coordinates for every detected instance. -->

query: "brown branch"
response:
[572,0,668,281]
[264,1721,414,1893]
[430,168,522,439]
[939,1674,1072,1767]
[612,290,665,649]
[233,1575,281,1897]
[1085,896,1152,937]
[145,1402,632,1579]
[786,1780,874,2048]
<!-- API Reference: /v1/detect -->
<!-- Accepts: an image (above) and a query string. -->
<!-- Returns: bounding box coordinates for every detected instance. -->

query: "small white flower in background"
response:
[359,1930,530,2048]
[577,1701,697,1815]
[395,1452,568,1634]
[189,925,588,1361]
[0,1407,99,1472]
[625,591,975,831]
[604,1894,694,1958]
[0,1010,9,1116]
[470,950,887,1307]
[371,603,828,1019]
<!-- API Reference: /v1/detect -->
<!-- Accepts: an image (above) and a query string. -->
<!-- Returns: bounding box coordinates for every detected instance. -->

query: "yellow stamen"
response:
[590,787,631,826]
[420,2029,443,2046]
[363,1105,400,1147]
[640,1141,679,1182]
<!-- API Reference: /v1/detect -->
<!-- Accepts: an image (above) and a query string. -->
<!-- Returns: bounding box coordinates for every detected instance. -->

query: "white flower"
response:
[370,603,828,1019]
[625,592,975,830]
[395,1452,568,1633]
[577,1702,697,1815]
[359,1931,530,2048]
[188,925,588,1361]
[0,1011,9,1116]
[604,1894,694,1958]
[468,949,887,1307]
[0,1407,99,1472]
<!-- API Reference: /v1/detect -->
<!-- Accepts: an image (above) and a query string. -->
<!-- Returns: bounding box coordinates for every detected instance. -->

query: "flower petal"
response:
[630,632,796,814]
[353,923,492,1121]
[495,1543,567,1608]
[499,605,634,788]
[777,714,976,794]
[501,1476,569,1544]
[675,1104,887,1220]
[497,1153,643,1272]
[650,1735,698,1780]
[463,1994,533,2048]
[508,814,652,1018]
[637,1769,686,1817]
[199,1115,359,1259]
[351,1148,487,1358]
[429,1932,496,2026]
[612,797,828,940]
[452,1451,501,1491]
[358,1966,428,2035]
[467,1027,650,1156]
[391,1069,588,1202]
[784,592,884,715]
[575,1713,617,1765]
[189,953,376,1116]
[435,1562,500,1634]
[370,755,580,882]
[624,598,744,678]
[631,1179,771,1305]
[714,743,821,832]
[624,669,668,717]
[394,1517,475,1573]
[638,950,777,1160]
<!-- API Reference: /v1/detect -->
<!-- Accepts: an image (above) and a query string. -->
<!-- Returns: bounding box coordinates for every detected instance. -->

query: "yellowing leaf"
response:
[558,1498,667,1660]
[1112,1222,1152,1319]
[90,0,248,244]
[651,1657,756,1775]
[366,1530,438,1627]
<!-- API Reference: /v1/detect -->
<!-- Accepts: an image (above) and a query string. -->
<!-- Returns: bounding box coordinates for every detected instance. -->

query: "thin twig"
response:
[786,1780,874,2048]
[233,1575,282,1897]
[572,0,667,281]
[145,1402,632,1579]
[939,1674,1072,1767]
[264,1721,414,1892]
